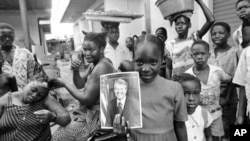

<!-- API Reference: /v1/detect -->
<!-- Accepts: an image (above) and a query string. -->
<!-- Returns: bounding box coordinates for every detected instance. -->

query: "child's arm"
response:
[220,82,235,107]
[218,69,232,107]
[9,75,18,92]
[236,86,247,125]
[203,108,213,141]
[218,69,232,83]
[165,58,172,79]
[204,128,213,141]
[195,0,215,39]
[174,121,187,141]
[174,83,188,141]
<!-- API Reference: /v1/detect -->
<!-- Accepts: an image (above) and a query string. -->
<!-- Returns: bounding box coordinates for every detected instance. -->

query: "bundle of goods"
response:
[83,10,144,23]
[155,0,194,20]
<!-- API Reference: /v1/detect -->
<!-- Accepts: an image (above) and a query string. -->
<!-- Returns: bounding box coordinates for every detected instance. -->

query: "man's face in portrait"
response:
[114,83,127,100]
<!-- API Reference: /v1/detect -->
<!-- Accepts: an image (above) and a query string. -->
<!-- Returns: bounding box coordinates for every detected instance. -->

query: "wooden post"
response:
[19,0,31,51]
[145,0,151,34]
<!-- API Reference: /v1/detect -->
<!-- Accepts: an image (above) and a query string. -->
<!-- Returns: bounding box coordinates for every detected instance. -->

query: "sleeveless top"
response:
[52,58,115,141]
[0,93,51,141]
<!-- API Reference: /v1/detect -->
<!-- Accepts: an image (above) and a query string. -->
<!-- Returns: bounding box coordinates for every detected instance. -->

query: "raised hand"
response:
[34,109,56,124]
[48,78,65,89]
[71,59,82,71]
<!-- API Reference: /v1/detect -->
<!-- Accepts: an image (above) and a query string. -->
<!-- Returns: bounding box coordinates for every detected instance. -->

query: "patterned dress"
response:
[0,94,51,141]
[2,46,36,89]
[165,32,199,77]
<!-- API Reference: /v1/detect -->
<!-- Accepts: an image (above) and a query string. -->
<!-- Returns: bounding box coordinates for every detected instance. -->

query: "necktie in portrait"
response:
[117,102,123,114]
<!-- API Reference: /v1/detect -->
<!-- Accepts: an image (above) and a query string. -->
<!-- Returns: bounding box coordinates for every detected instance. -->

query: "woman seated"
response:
[0,80,71,141]
[52,32,115,141]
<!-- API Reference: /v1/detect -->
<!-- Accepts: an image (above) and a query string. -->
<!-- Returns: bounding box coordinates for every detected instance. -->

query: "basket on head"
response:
[155,0,194,20]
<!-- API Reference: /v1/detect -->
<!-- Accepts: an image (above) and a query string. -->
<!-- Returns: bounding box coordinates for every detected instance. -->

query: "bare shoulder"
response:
[92,59,114,76]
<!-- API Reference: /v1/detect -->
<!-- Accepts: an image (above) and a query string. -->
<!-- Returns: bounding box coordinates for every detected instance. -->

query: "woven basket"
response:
[155,0,194,19]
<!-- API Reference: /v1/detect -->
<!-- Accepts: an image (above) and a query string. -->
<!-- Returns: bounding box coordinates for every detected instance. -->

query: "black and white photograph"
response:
[100,72,142,129]
[0,0,248,140]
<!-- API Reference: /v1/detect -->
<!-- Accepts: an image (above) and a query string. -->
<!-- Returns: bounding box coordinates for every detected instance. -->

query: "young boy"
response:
[185,40,231,141]
[234,0,250,49]
[0,53,18,96]
[175,73,213,141]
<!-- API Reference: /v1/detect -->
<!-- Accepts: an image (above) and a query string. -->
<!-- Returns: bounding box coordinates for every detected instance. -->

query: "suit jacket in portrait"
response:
[106,96,140,128]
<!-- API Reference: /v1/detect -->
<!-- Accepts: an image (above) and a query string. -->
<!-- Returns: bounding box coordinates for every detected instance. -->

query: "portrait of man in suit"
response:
[105,78,141,128]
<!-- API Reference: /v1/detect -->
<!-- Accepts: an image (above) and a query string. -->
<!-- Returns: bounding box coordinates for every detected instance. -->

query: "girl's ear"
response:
[189,23,192,28]
[100,46,105,54]
[226,32,231,38]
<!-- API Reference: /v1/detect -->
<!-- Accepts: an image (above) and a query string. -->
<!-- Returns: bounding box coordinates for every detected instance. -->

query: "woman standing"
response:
[165,0,215,79]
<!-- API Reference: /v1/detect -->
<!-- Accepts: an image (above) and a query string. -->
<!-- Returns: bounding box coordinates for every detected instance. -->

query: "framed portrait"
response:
[100,72,142,129]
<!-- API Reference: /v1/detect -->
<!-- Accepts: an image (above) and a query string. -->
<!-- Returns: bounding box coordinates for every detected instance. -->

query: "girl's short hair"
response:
[174,73,201,89]
[191,40,210,52]
[84,32,107,48]
[135,34,164,58]
[211,22,231,33]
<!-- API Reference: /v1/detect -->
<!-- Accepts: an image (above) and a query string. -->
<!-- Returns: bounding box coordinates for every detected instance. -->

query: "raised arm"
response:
[44,94,71,126]
[236,86,247,125]
[73,63,93,89]
[174,121,188,141]
[196,0,215,38]
[60,62,113,108]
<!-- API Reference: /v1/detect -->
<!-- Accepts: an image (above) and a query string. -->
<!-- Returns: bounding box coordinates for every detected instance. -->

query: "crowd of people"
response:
[0,0,250,141]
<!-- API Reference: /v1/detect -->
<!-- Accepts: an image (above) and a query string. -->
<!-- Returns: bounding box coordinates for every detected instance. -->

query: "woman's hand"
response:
[34,109,56,124]
[71,59,82,71]
[48,78,65,89]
